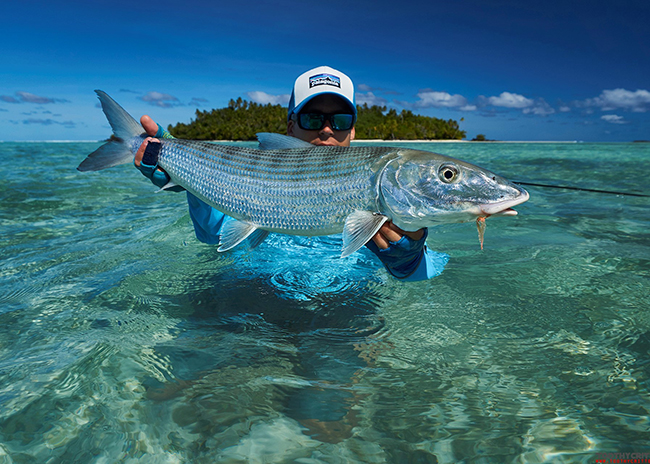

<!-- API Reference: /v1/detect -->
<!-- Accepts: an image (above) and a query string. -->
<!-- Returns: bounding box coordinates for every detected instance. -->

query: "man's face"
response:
[287,94,356,147]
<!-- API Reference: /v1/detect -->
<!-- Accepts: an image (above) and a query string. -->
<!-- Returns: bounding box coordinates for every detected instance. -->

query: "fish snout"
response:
[479,188,529,216]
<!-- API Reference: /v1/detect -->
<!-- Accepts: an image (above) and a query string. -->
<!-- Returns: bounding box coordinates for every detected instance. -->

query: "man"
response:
[134,66,447,281]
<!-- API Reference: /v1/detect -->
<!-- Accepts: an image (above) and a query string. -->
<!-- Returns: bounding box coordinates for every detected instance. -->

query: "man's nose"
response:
[319,120,335,135]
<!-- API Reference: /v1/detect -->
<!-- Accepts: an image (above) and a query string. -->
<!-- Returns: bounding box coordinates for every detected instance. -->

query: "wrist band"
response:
[142,141,162,166]
[137,140,170,187]
[155,123,175,139]
[151,169,171,188]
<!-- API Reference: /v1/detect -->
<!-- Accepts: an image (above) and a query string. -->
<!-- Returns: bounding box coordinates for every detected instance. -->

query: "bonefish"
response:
[78,91,529,256]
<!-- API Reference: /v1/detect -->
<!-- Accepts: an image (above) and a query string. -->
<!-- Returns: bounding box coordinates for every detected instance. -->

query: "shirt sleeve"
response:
[400,247,449,281]
[187,192,448,281]
[187,192,227,244]
[364,229,449,281]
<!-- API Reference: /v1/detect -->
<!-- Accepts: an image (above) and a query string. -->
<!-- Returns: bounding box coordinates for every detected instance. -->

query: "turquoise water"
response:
[1,141,649,463]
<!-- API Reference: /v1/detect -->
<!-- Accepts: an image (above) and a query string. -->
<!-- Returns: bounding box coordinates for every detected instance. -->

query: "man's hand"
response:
[371,223,425,250]
[365,222,428,279]
[134,115,161,169]
[133,115,185,191]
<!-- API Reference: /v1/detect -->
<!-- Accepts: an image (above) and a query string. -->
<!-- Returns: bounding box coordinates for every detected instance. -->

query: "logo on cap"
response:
[309,73,341,89]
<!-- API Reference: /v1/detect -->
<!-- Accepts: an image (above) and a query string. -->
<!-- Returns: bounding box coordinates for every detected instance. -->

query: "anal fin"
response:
[218,220,265,252]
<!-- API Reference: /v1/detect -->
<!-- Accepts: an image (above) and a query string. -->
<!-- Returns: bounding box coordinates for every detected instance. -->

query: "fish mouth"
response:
[479,190,530,217]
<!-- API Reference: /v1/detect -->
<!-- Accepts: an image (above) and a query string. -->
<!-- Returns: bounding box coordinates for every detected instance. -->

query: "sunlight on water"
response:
[0,141,649,462]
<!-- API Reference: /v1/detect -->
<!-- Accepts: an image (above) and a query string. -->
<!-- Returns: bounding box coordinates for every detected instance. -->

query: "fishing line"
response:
[514,181,650,198]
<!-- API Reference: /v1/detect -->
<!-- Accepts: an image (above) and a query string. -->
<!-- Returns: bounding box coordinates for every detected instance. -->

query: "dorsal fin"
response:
[256,133,314,150]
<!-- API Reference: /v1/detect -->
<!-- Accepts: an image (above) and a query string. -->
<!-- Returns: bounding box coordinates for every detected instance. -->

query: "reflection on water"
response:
[0,142,649,462]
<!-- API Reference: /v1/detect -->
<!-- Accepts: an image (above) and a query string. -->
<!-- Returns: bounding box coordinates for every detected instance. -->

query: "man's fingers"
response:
[141,115,158,137]
[134,137,159,167]
[371,223,401,250]
[380,223,403,243]
[371,232,390,249]
[371,222,426,250]
[402,229,425,241]
[385,222,425,241]
[135,115,160,167]
[134,138,149,167]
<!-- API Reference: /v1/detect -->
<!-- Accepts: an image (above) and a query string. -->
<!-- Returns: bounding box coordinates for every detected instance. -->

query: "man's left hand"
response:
[371,222,425,249]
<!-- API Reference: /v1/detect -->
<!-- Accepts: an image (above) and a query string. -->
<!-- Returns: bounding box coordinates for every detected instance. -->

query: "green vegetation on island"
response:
[354,104,465,140]
[168,98,466,141]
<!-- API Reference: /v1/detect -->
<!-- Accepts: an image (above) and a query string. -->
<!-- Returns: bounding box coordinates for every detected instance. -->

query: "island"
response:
[167,99,467,141]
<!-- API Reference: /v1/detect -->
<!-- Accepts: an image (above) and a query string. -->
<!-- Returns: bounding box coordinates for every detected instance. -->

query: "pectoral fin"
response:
[246,229,270,250]
[341,211,389,258]
[218,220,267,252]
[155,181,181,192]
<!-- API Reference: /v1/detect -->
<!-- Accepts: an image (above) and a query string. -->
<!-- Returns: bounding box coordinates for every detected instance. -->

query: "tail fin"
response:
[77,90,144,172]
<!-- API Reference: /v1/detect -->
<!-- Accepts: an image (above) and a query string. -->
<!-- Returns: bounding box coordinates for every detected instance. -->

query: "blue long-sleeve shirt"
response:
[187,193,448,282]
[148,124,448,282]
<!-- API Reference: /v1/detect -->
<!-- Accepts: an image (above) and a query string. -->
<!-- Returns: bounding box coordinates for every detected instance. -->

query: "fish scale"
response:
[157,140,396,234]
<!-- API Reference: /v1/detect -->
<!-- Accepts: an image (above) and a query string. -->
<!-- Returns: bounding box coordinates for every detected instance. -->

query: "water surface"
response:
[1,141,649,463]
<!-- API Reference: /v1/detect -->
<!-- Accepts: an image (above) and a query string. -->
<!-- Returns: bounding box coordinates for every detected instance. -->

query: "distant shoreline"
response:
[207,139,600,144]
[0,139,641,144]
[353,139,582,143]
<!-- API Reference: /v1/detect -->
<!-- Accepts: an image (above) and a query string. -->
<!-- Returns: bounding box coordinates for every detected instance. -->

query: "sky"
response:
[2,0,649,142]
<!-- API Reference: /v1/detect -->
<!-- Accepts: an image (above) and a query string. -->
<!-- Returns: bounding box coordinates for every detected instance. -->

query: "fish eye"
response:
[438,164,459,183]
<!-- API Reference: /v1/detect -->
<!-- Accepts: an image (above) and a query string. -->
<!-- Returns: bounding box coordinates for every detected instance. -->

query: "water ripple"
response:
[1,142,649,462]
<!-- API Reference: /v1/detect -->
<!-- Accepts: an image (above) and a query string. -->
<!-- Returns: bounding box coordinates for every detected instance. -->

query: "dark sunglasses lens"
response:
[298,113,354,131]
[330,114,354,130]
[299,114,325,130]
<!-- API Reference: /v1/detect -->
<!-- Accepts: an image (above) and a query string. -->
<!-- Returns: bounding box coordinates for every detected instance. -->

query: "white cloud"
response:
[487,92,534,109]
[140,91,180,108]
[356,91,388,106]
[357,84,400,95]
[1,91,68,104]
[22,118,75,127]
[16,91,57,104]
[587,88,650,112]
[0,95,19,103]
[414,91,473,109]
[523,100,555,116]
[481,92,555,116]
[189,97,209,107]
[601,114,626,124]
[246,91,290,105]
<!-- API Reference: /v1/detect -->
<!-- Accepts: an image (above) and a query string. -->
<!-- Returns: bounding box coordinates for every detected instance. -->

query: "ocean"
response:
[1,141,649,463]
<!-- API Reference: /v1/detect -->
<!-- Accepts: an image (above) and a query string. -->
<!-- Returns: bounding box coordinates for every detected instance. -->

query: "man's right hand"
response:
[134,116,185,190]
[134,115,162,170]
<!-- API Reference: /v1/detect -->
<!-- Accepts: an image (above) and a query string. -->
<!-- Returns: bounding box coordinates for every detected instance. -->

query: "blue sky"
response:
[2,0,649,141]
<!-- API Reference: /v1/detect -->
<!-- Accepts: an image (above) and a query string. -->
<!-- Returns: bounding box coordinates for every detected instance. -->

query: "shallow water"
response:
[1,141,649,463]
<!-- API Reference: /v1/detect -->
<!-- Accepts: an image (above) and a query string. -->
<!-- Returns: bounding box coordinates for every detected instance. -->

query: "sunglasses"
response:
[293,112,355,131]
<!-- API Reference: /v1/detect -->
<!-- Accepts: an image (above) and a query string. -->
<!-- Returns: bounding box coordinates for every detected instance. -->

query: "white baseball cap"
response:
[287,66,356,121]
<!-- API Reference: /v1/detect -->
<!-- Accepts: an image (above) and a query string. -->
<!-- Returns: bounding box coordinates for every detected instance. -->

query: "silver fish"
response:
[78,90,529,257]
